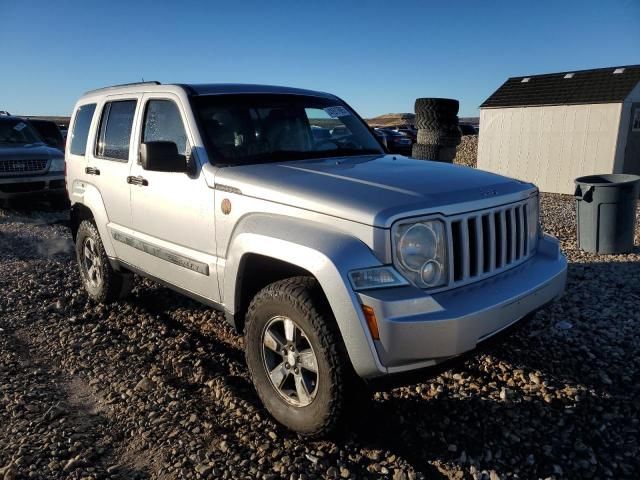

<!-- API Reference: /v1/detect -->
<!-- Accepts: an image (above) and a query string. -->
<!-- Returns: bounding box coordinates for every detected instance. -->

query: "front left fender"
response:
[222,213,388,377]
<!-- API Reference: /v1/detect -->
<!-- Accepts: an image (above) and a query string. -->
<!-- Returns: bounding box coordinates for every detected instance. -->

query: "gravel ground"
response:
[1,194,639,480]
[453,136,478,168]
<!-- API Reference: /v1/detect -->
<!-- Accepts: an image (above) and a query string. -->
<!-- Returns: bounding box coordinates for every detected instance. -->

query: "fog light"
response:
[420,260,442,286]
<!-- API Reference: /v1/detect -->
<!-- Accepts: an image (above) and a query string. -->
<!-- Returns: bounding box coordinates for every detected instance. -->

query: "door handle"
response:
[126,175,148,186]
[85,167,100,175]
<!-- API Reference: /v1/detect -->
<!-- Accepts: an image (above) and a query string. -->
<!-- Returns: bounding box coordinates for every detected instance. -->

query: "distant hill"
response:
[367,113,479,127]
[367,113,416,127]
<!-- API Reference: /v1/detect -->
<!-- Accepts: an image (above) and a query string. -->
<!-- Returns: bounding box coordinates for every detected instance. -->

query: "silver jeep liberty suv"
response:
[66,82,567,436]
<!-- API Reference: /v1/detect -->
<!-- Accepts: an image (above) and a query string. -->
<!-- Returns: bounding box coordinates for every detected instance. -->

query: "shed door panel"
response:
[624,103,640,175]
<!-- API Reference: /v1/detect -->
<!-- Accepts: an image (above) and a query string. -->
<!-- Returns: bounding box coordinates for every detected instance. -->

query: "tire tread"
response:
[245,276,351,437]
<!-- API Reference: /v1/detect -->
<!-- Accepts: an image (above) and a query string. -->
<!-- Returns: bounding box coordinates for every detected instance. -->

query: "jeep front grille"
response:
[448,199,533,287]
[0,158,48,175]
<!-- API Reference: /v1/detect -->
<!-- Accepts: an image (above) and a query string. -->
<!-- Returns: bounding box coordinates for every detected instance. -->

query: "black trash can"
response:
[574,174,640,254]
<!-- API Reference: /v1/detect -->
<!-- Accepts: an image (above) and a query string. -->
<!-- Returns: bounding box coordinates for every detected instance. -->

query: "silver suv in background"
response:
[66,82,567,436]
[0,116,65,200]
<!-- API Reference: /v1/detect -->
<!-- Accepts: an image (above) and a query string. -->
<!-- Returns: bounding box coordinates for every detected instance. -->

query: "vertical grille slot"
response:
[505,208,514,264]
[451,220,463,281]
[468,217,479,277]
[494,211,503,269]
[481,214,492,273]
[522,205,529,254]
[515,205,524,259]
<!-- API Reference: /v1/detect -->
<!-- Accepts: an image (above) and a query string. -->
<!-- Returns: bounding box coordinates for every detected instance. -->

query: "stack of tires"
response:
[412,98,461,162]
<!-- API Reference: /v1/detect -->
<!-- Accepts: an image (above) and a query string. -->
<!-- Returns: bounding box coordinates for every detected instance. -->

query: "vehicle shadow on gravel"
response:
[348,259,639,478]
[1,196,70,214]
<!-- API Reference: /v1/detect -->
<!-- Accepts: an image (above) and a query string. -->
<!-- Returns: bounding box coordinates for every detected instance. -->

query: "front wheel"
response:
[245,277,355,436]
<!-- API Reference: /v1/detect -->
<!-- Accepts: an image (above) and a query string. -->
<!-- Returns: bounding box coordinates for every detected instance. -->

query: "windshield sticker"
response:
[14,122,27,131]
[323,106,351,118]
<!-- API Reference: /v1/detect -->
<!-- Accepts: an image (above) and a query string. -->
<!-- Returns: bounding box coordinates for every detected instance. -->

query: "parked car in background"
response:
[459,123,477,136]
[59,126,69,142]
[374,127,412,154]
[0,116,65,200]
[67,82,567,437]
[388,126,417,142]
[26,118,65,151]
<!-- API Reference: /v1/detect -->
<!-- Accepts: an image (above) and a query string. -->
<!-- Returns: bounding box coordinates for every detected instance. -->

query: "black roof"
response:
[180,83,337,99]
[481,65,640,108]
[83,82,337,100]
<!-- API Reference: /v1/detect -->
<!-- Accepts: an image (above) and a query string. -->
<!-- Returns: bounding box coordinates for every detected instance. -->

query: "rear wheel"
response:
[75,220,133,303]
[245,277,355,436]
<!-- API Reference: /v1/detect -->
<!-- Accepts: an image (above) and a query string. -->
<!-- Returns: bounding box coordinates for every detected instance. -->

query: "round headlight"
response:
[395,219,448,289]
[398,223,438,272]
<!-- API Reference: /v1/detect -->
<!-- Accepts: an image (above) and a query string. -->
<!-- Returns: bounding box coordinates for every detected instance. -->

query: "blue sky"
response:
[1,0,638,118]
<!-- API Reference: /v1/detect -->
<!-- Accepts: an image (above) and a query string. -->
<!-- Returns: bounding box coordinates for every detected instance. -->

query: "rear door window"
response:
[69,104,96,155]
[95,100,137,161]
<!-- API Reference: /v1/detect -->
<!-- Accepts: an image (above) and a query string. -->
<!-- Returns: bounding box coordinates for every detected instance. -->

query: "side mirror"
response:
[140,141,188,173]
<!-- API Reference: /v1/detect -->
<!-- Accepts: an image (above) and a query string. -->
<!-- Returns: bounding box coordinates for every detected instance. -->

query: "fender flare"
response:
[71,182,117,257]
[223,213,387,377]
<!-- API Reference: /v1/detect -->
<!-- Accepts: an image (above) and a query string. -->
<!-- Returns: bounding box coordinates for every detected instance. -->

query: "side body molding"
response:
[222,213,387,377]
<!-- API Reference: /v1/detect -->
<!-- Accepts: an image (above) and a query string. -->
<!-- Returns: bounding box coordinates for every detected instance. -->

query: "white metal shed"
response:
[477,65,640,195]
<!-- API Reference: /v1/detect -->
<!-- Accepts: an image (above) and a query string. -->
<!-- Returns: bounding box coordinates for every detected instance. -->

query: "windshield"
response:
[0,118,43,145]
[192,94,383,165]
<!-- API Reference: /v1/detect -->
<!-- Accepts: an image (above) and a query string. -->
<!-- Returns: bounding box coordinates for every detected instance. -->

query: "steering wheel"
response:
[336,137,359,149]
[314,140,340,151]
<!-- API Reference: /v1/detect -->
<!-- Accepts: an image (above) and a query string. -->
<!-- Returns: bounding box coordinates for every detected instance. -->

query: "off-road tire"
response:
[417,129,461,146]
[415,114,459,130]
[245,276,355,437]
[414,98,459,116]
[75,220,133,303]
[439,146,457,163]
[412,143,441,160]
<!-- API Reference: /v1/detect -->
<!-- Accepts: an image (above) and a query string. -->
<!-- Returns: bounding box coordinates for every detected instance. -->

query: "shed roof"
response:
[481,65,640,108]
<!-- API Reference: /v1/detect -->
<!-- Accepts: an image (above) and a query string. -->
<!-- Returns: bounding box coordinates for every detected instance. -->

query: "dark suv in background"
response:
[373,127,412,154]
[26,119,65,151]
[0,116,65,201]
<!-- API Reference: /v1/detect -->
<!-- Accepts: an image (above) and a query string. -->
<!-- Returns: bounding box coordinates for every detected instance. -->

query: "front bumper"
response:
[0,171,65,199]
[358,234,567,374]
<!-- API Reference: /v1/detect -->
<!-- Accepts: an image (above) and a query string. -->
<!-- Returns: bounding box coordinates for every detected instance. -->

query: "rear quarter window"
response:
[69,104,97,155]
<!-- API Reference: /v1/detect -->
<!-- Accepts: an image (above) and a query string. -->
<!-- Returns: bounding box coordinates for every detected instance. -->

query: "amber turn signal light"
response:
[361,305,379,340]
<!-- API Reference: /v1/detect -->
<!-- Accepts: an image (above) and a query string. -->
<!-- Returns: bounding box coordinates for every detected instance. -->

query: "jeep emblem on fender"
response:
[221,198,232,215]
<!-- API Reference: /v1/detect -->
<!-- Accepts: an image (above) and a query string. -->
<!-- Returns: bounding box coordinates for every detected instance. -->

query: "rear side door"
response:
[127,94,219,302]
[85,94,141,261]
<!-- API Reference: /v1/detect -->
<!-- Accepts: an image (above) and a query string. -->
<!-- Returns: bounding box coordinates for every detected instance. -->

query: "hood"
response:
[215,154,535,227]
[0,143,63,161]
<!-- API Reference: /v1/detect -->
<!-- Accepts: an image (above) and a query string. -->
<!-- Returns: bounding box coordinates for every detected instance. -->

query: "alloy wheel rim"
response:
[261,315,319,407]
[82,237,102,288]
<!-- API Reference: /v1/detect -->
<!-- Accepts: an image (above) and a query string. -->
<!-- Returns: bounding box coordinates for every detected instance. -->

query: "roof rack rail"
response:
[84,81,161,95]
